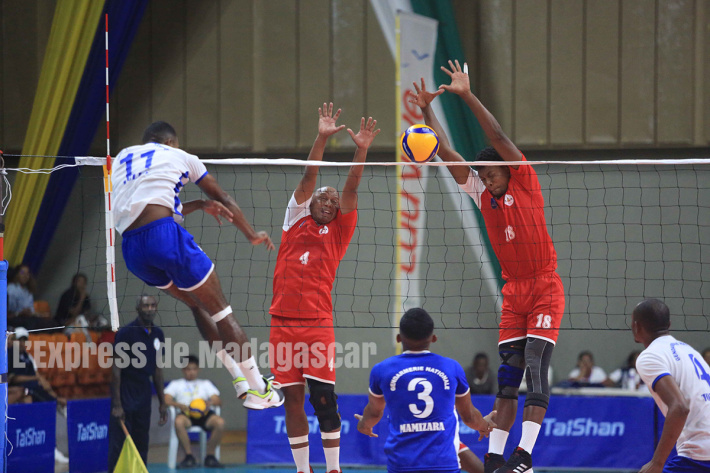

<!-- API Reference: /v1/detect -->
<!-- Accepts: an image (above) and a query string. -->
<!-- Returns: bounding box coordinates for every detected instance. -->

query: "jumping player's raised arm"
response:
[439,60,521,165]
[409,79,470,185]
[294,102,346,205]
[192,174,274,250]
[340,117,380,215]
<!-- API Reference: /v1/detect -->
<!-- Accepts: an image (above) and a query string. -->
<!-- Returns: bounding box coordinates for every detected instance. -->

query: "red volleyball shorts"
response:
[269,315,336,386]
[499,272,565,344]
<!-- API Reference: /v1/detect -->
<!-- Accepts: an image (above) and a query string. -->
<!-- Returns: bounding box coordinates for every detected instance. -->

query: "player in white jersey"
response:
[112,121,283,410]
[632,298,710,473]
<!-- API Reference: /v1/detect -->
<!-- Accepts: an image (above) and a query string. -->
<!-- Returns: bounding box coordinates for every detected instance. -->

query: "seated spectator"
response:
[55,273,92,327]
[8,327,70,463]
[567,350,608,385]
[7,265,56,331]
[7,264,36,320]
[164,355,225,469]
[607,350,644,390]
[7,327,67,409]
[464,352,496,395]
[703,347,710,367]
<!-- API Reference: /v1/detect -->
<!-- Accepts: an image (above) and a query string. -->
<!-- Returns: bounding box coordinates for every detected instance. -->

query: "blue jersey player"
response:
[356,308,496,473]
[112,122,283,410]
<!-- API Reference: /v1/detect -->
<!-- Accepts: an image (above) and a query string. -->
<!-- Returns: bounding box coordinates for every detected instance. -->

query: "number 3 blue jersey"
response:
[369,351,471,473]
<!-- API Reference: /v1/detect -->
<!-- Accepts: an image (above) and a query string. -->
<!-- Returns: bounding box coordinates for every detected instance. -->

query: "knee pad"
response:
[523,337,554,409]
[307,379,341,432]
[497,339,526,399]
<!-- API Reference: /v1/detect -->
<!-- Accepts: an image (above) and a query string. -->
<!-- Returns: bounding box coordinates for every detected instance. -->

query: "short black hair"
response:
[474,146,503,171]
[400,308,434,341]
[142,121,177,145]
[634,298,670,333]
[184,354,199,366]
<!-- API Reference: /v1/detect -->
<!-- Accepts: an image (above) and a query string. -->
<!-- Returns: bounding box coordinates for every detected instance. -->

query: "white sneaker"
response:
[233,376,249,399]
[242,377,284,410]
[55,448,69,463]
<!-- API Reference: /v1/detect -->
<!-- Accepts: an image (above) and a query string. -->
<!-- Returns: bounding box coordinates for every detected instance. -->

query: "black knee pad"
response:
[523,337,554,409]
[497,339,526,399]
[307,379,341,432]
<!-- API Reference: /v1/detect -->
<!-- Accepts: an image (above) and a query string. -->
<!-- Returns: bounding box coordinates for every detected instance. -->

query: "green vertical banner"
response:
[371,0,504,308]
[410,0,504,292]
[411,0,489,157]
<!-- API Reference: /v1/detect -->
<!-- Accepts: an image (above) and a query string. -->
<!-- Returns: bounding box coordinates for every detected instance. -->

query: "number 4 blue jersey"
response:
[369,351,471,473]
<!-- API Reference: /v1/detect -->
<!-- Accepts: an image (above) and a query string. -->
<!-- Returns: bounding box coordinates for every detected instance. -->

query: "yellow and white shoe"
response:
[243,377,284,409]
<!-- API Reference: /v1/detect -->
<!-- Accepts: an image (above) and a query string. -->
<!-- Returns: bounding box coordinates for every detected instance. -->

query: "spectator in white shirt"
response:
[567,351,608,385]
[164,355,225,468]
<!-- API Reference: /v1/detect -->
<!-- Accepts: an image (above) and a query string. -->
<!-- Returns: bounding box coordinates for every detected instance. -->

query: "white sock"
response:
[519,421,541,454]
[488,428,509,455]
[323,446,340,472]
[289,442,309,473]
[216,349,245,379]
[237,355,266,393]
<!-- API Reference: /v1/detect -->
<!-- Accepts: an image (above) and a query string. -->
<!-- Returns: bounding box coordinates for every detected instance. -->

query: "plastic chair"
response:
[33,300,51,317]
[167,405,221,468]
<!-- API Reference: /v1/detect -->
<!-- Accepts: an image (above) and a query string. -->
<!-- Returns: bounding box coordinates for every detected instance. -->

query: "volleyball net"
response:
[5,156,710,334]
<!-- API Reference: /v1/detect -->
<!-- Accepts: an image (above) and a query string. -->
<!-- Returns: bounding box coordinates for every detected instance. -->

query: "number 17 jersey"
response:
[112,142,208,234]
[369,351,470,473]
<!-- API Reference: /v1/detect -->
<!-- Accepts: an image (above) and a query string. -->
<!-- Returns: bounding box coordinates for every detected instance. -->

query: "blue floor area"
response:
[146,466,386,473]
[146,465,636,473]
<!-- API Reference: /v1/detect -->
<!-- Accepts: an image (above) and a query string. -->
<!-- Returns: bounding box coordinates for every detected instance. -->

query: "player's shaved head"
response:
[633,298,670,333]
[400,308,434,341]
[142,121,178,145]
[313,186,337,198]
[310,186,340,225]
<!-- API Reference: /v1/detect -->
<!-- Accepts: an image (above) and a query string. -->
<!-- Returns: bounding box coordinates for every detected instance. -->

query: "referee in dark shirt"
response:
[107,295,168,472]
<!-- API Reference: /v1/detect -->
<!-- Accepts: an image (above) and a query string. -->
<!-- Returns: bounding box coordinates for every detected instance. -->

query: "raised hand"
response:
[439,59,470,96]
[347,117,381,150]
[318,102,346,138]
[203,200,234,225]
[409,78,444,108]
[249,231,276,251]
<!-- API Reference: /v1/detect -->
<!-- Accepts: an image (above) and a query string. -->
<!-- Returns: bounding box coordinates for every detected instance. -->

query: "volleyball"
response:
[400,124,439,163]
[188,398,208,419]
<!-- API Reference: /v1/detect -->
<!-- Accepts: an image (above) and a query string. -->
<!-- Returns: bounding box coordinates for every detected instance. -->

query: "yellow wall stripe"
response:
[5,0,105,266]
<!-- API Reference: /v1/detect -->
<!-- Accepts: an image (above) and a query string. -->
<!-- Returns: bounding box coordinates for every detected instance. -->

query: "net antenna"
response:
[102,13,119,331]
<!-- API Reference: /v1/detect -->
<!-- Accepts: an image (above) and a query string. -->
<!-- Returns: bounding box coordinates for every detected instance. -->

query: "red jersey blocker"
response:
[461,155,565,344]
[269,194,357,386]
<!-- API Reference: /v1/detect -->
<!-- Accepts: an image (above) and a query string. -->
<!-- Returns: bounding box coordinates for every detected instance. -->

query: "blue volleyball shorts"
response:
[664,455,710,473]
[122,217,214,291]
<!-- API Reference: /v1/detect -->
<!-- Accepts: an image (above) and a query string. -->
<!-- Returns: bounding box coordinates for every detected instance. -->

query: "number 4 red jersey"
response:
[270,193,357,319]
[459,154,558,281]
